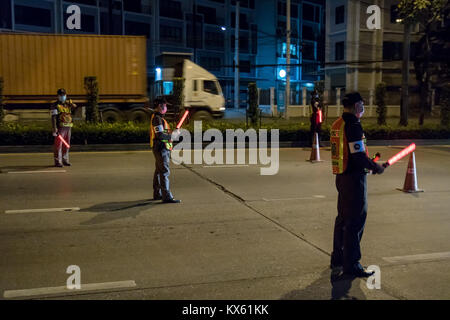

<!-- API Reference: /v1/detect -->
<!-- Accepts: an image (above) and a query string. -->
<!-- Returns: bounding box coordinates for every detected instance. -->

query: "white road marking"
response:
[4,207,80,214]
[262,195,326,202]
[202,165,250,168]
[3,280,136,299]
[7,170,66,174]
[382,251,450,264]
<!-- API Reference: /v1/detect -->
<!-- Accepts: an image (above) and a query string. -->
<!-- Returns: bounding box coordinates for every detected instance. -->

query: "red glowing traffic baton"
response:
[58,134,70,149]
[384,143,416,167]
[176,110,189,129]
[318,109,323,123]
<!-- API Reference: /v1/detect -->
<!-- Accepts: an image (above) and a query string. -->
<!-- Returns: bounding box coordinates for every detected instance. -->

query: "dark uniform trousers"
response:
[152,147,173,200]
[332,172,368,271]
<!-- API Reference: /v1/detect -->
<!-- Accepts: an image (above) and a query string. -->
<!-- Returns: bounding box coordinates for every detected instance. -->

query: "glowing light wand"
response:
[57,134,70,149]
[383,143,416,167]
[176,110,190,129]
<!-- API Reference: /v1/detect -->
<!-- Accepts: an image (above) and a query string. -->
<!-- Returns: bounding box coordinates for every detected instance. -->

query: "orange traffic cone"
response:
[397,152,424,193]
[307,132,323,163]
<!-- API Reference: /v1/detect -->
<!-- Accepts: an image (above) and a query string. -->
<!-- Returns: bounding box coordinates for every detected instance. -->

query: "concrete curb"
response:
[0,139,449,154]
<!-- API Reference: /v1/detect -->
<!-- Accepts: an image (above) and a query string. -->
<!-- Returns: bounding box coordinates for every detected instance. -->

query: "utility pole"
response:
[234,1,240,109]
[193,0,197,63]
[400,22,411,126]
[285,0,291,119]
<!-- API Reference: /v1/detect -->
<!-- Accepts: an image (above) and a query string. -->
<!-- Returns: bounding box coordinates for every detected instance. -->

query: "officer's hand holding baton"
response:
[371,152,385,175]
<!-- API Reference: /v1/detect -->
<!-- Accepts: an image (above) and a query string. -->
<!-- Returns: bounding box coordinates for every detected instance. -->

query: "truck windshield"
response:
[203,80,219,95]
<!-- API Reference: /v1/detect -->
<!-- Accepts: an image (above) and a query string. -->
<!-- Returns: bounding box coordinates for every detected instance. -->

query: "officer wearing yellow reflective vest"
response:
[330,92,385,277]
[150,98,181,203]
[50,88,77,167]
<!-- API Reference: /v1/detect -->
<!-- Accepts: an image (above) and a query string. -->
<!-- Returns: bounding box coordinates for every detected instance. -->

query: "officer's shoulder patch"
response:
[348,140,365,153]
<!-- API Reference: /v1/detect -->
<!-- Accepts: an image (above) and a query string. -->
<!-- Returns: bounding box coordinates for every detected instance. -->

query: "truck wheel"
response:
[102,110,122,123]
[192,110,213,121]
[129,110,149,123]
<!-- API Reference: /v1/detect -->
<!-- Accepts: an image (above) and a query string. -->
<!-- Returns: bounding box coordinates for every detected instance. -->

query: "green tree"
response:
[0,77,4,123]
[375,82,387,126]
[441,84,450,127]
[398,0,449,125]
[84,76,100,123]
[247,82,259,126]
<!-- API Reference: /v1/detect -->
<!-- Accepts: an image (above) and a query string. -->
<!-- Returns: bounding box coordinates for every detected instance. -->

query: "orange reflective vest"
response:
[331,117,368,174]
[150,114,173,151]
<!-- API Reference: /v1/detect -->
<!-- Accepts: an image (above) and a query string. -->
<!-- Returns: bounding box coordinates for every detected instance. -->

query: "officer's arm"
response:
[69,99,77,109]
[153,117,172,141]
[50,105,58,133]
[347,123,378,171]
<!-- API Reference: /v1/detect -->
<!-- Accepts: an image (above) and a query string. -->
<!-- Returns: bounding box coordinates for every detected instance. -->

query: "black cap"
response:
[342,92,364,108]
[57,88,66,95]
[153,97,172,108]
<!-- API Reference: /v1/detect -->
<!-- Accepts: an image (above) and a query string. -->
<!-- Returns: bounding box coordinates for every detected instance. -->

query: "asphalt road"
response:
[0,145,449,300]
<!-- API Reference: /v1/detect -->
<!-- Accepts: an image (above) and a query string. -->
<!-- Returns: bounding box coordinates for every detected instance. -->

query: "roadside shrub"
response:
[441,84,450,127]
[0,77,4,123]
[84,76,100,123]
[0,121,449,146]
[247,82,259,126]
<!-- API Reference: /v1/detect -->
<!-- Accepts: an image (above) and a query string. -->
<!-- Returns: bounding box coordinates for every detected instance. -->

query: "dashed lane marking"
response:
[202,165,250,168]
[7,170,66,174]
[262,195,326,202]
[383,251,450,264]
[3,280,137,299]
[4,207,80,214]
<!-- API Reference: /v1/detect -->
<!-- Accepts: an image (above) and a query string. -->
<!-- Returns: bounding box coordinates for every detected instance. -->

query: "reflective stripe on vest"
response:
[330,117,347,174]
[150,114,173,150]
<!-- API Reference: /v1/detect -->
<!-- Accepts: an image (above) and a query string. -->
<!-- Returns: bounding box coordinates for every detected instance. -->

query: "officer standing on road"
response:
[310,90,323,146]
[330,92,385,277]
[50,88,77,167]
[150,98,181,203]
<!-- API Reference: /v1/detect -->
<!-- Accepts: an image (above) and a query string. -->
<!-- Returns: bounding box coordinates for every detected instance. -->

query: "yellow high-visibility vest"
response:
[331,117,369,174]
[150,114,173,150]
[56,99,74,128]
[330,117,348,174]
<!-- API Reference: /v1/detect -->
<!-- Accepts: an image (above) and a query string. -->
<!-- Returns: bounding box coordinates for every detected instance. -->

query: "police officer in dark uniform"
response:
[330,92,385,277]
[310,90,323,144]
[150,98,181,203]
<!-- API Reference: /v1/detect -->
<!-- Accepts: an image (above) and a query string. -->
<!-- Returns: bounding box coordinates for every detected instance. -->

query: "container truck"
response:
[0,33,149,122]
[154,59,225,121]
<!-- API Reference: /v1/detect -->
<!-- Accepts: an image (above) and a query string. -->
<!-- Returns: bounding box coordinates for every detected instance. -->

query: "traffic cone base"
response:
[307,132,324,163]
[397,152,424,193]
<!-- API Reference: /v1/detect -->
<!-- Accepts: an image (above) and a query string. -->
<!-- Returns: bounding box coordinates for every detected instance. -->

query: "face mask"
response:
[59,95,67,103]
[355,101,365,119]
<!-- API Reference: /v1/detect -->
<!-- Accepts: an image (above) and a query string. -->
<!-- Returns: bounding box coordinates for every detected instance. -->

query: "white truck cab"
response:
[155,59,225,120]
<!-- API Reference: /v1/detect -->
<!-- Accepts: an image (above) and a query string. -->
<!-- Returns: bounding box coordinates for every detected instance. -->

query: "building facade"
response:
[324,0,429,106]
[0,0,325,107]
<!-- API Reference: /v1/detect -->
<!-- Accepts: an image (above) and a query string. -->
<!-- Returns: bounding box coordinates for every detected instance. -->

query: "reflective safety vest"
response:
[55,100,74,128]
[330,117,369,174]
[150,114,173,151]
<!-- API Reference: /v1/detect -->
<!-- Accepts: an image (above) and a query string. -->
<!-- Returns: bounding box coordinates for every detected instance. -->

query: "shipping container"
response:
[0,33,149,122]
